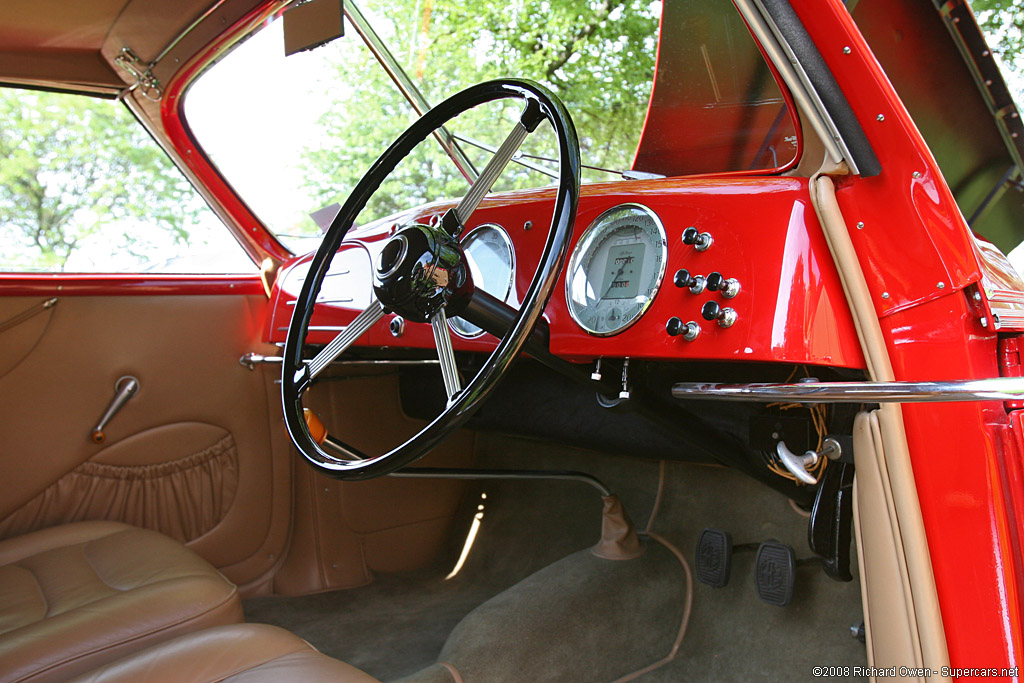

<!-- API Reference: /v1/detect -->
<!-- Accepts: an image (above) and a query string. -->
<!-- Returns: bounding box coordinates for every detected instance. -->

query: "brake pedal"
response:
[754,541,795,606]
[695,528,733,588]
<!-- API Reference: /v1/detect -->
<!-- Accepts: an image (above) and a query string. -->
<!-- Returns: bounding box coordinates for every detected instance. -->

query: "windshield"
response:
[185,0,796,252]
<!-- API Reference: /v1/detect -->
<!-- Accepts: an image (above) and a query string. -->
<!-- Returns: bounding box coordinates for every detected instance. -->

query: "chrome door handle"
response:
[91,376,139,444]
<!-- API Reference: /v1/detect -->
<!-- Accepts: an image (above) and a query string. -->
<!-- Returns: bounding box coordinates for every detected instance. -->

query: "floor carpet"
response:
[244,432,867,681]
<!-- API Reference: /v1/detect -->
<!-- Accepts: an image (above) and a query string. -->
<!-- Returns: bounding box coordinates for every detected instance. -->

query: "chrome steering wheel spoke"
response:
[431,308,463,401]
[447,105,542,237]
[305,299,386,381]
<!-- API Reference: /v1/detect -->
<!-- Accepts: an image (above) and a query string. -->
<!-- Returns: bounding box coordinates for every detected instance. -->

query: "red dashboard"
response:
[266,177,866,370]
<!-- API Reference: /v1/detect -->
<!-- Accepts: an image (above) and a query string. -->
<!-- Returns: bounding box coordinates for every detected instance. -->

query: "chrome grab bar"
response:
[671,377,1024,403]
[91,376,139,444]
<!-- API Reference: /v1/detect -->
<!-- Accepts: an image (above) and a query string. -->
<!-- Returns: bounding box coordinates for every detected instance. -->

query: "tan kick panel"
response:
[274,373,474,595]
[0,294,288,584]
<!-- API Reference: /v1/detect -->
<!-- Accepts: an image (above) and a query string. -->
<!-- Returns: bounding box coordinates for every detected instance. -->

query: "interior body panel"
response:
[0,289,290,585]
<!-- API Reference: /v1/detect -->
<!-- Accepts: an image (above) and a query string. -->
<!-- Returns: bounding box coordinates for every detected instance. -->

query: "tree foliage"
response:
[301,0,658,228]
[0,90,200,270]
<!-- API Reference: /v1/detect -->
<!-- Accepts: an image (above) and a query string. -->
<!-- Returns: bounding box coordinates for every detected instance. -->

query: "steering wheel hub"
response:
[373,224,474,323]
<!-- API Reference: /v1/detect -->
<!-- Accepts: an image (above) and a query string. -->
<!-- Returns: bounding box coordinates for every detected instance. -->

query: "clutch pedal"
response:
[695,528,733,588]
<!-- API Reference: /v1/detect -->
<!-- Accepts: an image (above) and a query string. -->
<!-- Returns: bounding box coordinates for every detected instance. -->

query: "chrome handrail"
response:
[671,377,1024,403]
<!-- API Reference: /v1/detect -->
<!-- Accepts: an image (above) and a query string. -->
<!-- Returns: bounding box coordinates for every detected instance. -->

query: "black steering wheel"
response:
[282,79,580,480]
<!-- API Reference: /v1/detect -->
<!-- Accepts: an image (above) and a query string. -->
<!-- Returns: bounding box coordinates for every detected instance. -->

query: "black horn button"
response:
[373,224,474,323]
[376,235,408,278]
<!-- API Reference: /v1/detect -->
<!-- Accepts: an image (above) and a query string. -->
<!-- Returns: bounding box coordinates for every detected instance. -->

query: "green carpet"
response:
[245,431,867,681]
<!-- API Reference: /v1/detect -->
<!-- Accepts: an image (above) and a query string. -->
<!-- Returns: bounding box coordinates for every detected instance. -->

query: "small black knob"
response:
[682,227,700,245]
[706,272,725,291]
[674,269,695,288]
[666,317,684,336]
[701,301,721,322]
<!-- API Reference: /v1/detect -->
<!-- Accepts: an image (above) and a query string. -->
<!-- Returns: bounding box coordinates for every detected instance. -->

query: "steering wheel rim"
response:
[282,79,581,480]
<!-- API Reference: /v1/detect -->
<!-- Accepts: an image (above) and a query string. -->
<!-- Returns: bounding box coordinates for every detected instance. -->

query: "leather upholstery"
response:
[70,624,380,682]
[0,521,243,682]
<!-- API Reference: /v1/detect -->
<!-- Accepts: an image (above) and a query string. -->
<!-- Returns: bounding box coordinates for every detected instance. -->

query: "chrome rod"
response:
[454,121,530,226]
[344,0,478,183]
[671,377,1024,403]
[431,309,462,400]
[307,300,386,379]
[451,132,558,178]
[390,467,612,497]
[239,353,439,370]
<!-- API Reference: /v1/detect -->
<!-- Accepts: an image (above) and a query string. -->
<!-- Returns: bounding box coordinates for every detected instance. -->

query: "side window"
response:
[0,88,254,273]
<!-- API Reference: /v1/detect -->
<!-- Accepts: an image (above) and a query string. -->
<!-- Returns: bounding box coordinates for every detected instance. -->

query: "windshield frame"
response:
[163,0,804,260]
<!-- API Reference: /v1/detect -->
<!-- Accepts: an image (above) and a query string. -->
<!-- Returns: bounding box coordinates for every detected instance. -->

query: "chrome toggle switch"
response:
[701,301,737,328]
[673,268,706,294]
[682,227,713,252]
[666,316,700,341]
[706,271,741,299]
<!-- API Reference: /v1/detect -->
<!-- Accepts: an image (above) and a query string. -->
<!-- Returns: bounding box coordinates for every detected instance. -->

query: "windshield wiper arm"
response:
[451,133,664,180]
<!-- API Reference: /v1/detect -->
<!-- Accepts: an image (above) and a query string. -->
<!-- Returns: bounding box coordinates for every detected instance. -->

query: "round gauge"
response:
[450,224,515,338]
[565,204,668,336]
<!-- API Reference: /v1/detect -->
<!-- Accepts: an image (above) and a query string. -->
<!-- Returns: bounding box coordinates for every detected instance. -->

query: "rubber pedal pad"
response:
[754,541,796,607]
[695,528,733,588]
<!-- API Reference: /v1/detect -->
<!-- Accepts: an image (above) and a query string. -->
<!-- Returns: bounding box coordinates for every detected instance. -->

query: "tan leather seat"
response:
[70,624,380,682]
[0,521,243,682]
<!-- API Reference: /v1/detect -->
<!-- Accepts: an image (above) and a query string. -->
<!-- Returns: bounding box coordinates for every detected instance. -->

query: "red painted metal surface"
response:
[266,177,866,368]
[793,0,1021,670]
[0,274,265,297]
[160,1,293,266]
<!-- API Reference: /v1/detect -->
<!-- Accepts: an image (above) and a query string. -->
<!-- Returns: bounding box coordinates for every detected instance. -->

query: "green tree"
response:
[301,0,658,228]
[0,89,200,270]
[971,0,1024,61]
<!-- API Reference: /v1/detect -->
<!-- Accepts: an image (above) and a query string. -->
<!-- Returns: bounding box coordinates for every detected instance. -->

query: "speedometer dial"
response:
[565,204,668,336]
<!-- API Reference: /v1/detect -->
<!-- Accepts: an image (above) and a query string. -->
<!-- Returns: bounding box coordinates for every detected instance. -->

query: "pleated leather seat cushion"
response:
[0,521,243,682]
[70,624,381,683]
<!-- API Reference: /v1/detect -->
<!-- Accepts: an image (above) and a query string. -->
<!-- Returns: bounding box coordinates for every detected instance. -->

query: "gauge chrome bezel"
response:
[450,223,516,338]
[565,203,668,337]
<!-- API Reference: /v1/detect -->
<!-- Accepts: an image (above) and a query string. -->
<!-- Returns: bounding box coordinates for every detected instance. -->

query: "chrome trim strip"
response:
[240,352,439,369]
[671,378,1024,403]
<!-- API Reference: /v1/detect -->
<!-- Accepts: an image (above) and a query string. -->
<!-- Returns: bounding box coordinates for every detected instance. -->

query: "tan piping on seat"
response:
[809,173,949,677]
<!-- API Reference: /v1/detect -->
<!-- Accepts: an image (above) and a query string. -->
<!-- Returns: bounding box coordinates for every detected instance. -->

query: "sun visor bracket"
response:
[283,0,346,56]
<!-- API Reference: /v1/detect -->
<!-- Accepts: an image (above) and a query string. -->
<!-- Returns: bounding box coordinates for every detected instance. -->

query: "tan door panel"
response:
[0,294,289,585]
